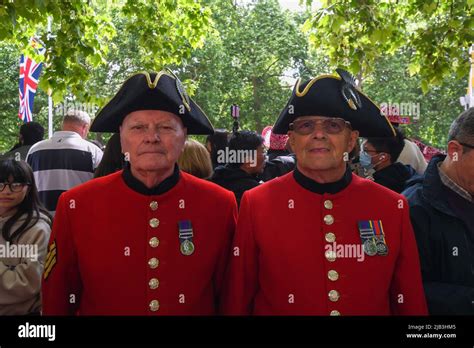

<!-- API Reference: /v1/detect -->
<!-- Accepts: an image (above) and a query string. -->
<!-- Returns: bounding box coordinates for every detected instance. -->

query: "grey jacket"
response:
[0,212,51,315]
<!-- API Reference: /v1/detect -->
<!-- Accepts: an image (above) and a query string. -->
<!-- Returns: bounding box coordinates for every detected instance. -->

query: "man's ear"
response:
[447,140,464,162]
[288,131,296,148]
[347,130,359,153]
[81,123,89,138]
[119,127,126,154]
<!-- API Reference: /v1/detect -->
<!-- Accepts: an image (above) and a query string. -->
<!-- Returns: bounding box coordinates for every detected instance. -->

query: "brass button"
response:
[324,200,333,209]
[325,250,337,262]
[330,310,341,316]
[148,257,159,269]
[149,237,159,248]
[149,201,158,211]
[328,290,340,302]
[328,270,339,281]
[325,232,336,243]
[149,299,160,312]
[149,218,160,228]
[324,215,334,225]
[149,278,159,290]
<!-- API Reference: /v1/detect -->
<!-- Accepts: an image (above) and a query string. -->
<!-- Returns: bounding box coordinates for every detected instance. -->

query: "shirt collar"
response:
[122,163,180,196]
[52,131,82,138]
[437,162,472,202]
[293,165,352,194]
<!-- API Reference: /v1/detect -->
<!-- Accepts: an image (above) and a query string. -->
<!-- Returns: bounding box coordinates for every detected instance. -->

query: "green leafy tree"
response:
[304,0,474,92]
[0,1,213,152]
[0,0,213,103]
[181,0,309,133]
[363,49,465,148]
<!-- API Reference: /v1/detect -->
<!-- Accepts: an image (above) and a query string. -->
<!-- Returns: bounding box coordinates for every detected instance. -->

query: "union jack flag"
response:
[18,53,43,122]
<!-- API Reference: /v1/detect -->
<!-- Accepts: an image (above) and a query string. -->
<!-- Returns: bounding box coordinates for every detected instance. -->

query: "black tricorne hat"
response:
[273,69,396,137]
[90,71,214,134]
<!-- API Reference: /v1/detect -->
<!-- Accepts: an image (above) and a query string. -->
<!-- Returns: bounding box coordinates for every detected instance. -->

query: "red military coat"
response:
[221,168,428,315]
[42,166,237,315]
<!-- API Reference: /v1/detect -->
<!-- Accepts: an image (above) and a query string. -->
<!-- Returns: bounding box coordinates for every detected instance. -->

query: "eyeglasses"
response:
[289,118,352,135]
[0,182,30,193]
[361,146,379,154]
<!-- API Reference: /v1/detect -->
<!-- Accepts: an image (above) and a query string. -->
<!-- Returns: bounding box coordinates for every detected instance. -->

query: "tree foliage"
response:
[0,0,471,153]
[181,0,308,132]
[363,49,465,148]
[0,0,212,102]
[304,0,474,92]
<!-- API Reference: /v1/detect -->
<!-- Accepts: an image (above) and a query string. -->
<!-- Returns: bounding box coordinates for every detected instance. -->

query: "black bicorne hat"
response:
[90,70,214,135]
[273,69,396,137]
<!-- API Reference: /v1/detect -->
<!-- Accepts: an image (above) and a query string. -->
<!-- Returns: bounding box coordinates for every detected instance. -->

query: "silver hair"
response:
[63,109,91,125]
[448,107,474,150]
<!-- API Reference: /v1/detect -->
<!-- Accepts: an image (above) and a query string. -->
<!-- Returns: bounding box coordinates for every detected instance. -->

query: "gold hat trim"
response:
[295,74,341,97]
[95,70,215,133]
[293,74,396,136]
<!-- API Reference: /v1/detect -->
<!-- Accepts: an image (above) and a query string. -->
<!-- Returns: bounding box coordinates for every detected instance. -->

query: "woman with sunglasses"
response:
[0,159,51,315]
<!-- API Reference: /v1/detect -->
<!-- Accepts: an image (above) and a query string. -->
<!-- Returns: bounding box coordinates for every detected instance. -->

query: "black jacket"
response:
[210,165,260,206]
[403,155,474,314]
[373,162,416,193]
[260,154,296,182]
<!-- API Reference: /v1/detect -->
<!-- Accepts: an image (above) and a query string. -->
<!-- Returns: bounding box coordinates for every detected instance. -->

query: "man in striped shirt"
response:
[26,110,103,214]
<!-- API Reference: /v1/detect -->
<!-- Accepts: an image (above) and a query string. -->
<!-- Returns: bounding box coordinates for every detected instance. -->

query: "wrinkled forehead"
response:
[122,110,184,127]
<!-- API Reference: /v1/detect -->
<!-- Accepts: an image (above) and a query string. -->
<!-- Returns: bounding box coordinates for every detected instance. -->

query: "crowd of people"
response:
[0,69,472,316]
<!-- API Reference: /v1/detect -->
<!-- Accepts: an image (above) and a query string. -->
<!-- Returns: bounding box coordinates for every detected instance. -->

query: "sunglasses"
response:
[289,118,352,135]
[0,182,30,193]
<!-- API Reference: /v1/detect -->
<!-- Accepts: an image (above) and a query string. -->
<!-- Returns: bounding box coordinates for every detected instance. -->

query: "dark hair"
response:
[0,159,51,242]
[448,107,474,153]
[19,122,45,146]
[366,128,405,164]
[206,129,229,169]
[94,133,125,178]
[227,130,264,167]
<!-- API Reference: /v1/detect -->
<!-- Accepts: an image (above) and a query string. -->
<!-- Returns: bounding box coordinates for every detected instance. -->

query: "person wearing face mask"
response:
[360,130,417,193]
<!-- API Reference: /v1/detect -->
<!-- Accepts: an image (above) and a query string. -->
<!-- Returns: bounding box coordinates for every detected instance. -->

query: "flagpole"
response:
[47,16,53,138]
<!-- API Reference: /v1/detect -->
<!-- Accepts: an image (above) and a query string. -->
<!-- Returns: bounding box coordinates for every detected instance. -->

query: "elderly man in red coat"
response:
[221,69,428,316]
[42,71,237,315]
